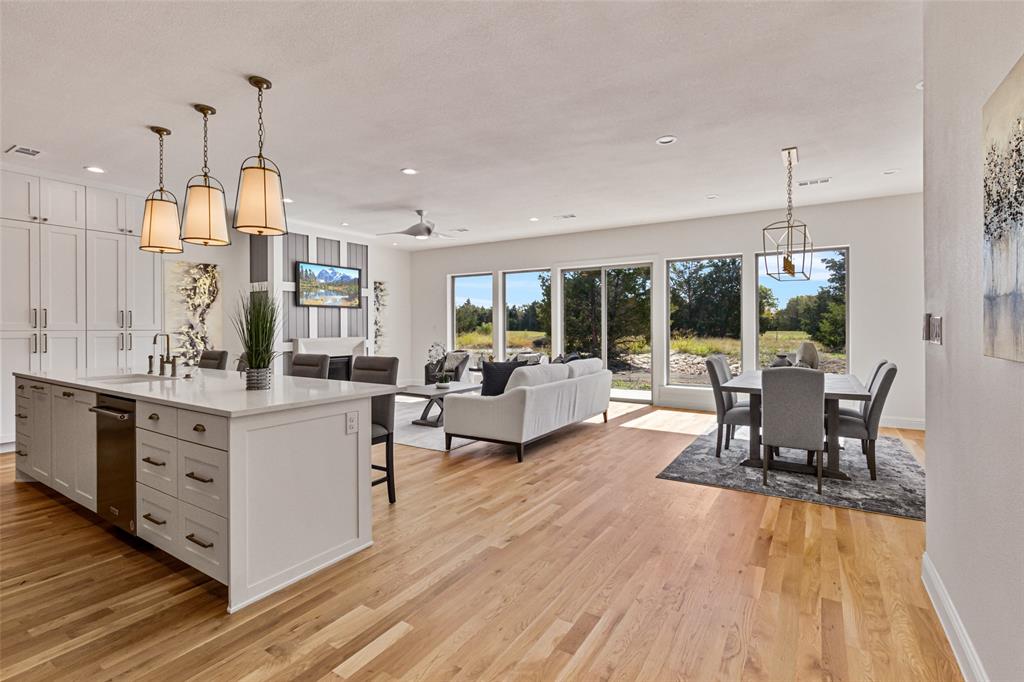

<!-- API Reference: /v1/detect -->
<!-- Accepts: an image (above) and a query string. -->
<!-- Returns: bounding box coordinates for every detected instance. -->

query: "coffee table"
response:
[397,381,480,427]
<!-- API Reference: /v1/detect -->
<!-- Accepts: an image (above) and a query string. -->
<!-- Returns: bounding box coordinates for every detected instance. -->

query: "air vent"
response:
[797,177,831,187]
[554,213,577,220]
[4,144,42,158]
[453,228,470,233]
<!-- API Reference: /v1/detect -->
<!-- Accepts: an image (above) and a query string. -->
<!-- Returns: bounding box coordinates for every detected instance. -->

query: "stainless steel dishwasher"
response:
[90,395,137,535]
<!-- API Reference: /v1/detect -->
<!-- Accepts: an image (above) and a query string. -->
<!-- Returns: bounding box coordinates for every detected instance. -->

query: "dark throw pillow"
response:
[480,360,526,396]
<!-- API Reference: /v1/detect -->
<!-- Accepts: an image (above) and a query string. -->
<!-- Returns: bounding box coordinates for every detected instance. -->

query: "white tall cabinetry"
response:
[1,170,159,443]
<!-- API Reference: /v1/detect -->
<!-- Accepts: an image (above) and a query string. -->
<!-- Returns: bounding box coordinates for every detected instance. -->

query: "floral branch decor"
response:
[231,285,281,390]
[373,280,388,354]
[174,263,220,364]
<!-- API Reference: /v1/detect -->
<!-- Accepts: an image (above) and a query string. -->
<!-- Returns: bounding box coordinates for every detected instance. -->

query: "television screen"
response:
[295,262,362,308]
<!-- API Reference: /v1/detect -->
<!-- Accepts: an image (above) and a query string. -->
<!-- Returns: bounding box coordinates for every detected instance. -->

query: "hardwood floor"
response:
[1,405,959,681]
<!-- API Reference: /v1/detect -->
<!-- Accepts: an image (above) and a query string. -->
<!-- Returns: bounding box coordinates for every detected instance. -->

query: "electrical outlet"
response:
[346,412,358,434]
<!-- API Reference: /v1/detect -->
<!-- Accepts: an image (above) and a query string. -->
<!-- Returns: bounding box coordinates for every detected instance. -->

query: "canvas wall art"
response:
[982,52,1024,362]
[164,261,222,365]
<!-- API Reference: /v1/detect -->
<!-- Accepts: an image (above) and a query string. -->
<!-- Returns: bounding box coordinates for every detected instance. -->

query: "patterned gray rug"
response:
[657,428,925,520]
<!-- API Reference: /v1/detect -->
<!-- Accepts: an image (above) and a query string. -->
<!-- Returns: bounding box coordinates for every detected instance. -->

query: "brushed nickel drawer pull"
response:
[15,413,27,419]
[141,456,166,467]
[30,384,44,390]
[16,450,27,457]
[148,413,160,421]
[185,533,213,549]
[17,384,24,390]
[192,424,206,433]
[142,513,166,526]
[185,471,213,484]
[62,390,74,398]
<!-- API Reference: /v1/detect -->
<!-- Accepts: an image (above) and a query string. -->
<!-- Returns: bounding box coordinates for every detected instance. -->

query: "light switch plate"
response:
[346,412,358,434]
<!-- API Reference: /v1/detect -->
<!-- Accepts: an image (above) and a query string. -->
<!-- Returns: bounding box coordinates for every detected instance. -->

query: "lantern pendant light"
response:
[139,126,184,254]
[233,75,288,237]
[182,104,230,246]
[762,146,813,281]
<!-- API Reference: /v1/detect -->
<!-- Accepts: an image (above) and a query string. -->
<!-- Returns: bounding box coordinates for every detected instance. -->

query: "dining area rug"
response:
[657,427,925,520]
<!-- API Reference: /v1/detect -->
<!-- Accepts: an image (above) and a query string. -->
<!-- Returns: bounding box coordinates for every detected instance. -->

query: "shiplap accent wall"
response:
[282,232,309,342]
[347,242,369,338]
[316,237,342,337]
[249,235,268,283]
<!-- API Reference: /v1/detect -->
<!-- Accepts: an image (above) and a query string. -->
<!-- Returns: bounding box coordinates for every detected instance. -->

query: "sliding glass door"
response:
[562,264,652,401]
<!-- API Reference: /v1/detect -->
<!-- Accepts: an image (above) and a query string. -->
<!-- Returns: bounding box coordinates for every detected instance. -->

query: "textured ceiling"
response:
[0,1,922,249]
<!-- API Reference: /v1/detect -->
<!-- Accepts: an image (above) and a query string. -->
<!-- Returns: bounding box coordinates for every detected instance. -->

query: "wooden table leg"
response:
[740,393,762,466]
[824,398,850,479]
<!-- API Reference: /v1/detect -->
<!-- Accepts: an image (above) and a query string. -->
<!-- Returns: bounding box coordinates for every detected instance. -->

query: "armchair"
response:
[424,351,470,384]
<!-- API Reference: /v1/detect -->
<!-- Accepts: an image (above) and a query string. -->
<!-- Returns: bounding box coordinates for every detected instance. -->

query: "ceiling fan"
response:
[380,209,455,240]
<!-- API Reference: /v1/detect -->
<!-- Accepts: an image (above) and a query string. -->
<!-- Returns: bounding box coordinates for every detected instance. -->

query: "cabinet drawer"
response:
[14,436,30,474]
[136,429,178,496]
[137,401,177,437]
[14,397,31,437]
[178,441,228,517]
[15,379,29,399]
[137,483,179,556]
[179,500,228,584]
[177,410,227,450]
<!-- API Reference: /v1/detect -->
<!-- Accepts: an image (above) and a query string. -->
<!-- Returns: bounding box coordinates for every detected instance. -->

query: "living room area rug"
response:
[656,427,926,520]
[393,396,476,451]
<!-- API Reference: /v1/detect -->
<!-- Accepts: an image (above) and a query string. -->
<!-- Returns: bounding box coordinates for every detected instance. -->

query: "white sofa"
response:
[443,358,612,461]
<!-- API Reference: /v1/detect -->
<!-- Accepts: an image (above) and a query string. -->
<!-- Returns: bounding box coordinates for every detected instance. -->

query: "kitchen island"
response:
[10,367,395,612]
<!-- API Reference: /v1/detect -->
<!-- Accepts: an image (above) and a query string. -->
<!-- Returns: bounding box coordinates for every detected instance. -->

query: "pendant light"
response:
[233,75,288,236]
[762,146,813,281]
[139,126,184,254]
[181,104,230,246]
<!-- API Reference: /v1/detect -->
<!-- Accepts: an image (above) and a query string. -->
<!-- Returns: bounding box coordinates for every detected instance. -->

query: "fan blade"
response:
[378,230,411,237]
[433,231,457,240]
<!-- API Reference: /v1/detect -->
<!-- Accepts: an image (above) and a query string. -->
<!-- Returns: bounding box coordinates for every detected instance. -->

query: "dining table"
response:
[720,370,871,480]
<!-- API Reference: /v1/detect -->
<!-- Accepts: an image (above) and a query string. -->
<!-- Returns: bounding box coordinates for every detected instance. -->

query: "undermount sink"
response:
[91,374,177,385]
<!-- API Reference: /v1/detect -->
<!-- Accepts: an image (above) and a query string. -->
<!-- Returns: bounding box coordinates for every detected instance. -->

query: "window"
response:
[452,273,493,368]
[667,256,743,385]
[503,270,551,359]
[757,248,848,372]
[561,268,603,359]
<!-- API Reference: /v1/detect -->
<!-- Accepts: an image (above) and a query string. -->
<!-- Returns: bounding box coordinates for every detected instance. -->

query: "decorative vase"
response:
[436,380,451,389]
[245,367,272,390]
[770,353,792,368]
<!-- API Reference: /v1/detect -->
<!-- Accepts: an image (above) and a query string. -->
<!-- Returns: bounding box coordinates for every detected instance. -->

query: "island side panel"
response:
[226,397,373,612]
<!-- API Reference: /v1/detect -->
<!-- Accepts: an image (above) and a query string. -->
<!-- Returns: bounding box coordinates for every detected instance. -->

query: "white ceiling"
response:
[1,1,922,250]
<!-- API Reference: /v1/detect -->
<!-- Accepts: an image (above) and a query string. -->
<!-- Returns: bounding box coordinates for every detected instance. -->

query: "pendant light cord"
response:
[256,87,265,158]
[202,111,210,176]
[785,153,794,225]
[158,132,165,191]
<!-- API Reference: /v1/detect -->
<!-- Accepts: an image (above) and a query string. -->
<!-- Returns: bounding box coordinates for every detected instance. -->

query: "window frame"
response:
[664,253,745,387]
[450,272,495,362]
[501,268,552,361]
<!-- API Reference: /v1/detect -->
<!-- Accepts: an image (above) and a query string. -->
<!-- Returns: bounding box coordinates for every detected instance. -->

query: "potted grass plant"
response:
[231,285,280,390]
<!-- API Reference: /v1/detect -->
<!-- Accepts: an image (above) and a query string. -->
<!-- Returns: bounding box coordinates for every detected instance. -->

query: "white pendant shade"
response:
[234,162,287,236]
[139,195,183,253]
[182,181,230,245]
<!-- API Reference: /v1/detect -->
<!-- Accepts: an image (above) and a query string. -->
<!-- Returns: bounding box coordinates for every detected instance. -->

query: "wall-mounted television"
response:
[295,261,362,308]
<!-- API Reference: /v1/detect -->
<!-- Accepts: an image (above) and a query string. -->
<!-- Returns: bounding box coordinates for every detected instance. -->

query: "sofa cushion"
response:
[566,358,604,378]
[506,363,570,390]
[480,360,526,396]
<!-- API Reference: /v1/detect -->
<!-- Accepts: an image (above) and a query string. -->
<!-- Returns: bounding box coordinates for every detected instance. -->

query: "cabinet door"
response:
[39,330,87,373]
[126,235,162,331]
[39,179,86,229]
[0,221,40,330]
[125,332,157,372]
[73,390,97,511]
[86,331,126,370]
[28,383,52,483]
[86,231,126,330]
[1,332,39,443]
[50,389,75,496]
[125,196,146,237]
[1,170,39,222]
[85,187,126,234]
[39,224,87,330]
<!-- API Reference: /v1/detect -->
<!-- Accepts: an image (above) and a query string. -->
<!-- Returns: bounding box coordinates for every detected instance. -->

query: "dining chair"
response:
[289,353,331,379]
[351,356,400,504]
[197,350,229,370]
[235,353,248,371]
[761,367,826,492]
[706,355,750,457]
[834,363,898,480]
[839,358,887,420]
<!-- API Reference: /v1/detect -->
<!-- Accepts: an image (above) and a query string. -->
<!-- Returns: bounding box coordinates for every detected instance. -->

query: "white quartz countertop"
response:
[12,368,396,417]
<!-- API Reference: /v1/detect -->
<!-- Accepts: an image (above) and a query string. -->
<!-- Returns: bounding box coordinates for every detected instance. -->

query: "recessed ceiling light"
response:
[705,193,719,200]
[400,168,418,175]
[341,222,349,226]
[882,168,902,175]
[391,242,398,246]
[83,166,105,173]
[656,135,678,146]
[528,217,540,222]
[915,80,924,91]
[282,197,294,203]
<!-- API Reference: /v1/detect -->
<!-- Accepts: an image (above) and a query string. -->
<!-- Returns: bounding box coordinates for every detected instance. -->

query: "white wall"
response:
[922,6,1024,681]
[411,193,925,426]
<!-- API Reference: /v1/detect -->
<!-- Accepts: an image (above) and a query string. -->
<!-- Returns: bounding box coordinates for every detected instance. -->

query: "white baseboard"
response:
[921,552,988,682]
[881,416,926,430]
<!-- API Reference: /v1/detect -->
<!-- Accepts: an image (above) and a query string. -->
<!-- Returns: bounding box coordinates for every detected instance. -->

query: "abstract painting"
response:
[164,261,222,365]
[983,52,1024,362]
